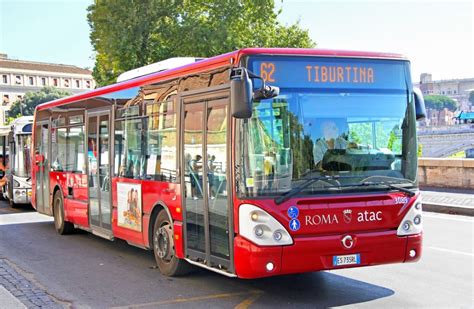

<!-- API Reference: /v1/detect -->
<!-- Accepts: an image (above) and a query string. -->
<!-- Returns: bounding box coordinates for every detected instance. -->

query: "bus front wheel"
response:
[53,191,75,235]
[9,198,19,208]
[153,210,191,276]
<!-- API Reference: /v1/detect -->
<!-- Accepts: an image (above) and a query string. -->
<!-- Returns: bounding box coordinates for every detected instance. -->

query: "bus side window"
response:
[67,126,85,173]
[115,117,145,179]
[145,100,177,182]
[114,120,125,177]
[51,127,67,171]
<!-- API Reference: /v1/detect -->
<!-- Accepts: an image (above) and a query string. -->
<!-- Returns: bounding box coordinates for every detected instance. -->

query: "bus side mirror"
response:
[253,84,280,101]
[230,67,253,119]
[413,87,426,121]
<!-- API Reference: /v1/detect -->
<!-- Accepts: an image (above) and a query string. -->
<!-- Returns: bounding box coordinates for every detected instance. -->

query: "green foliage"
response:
[387,130,396,151]
[287,110,314,178]
[424,95,458,112]
[5,116,17,125]
[349,123,370,145]
[87,0,316,86]
[350,122,402,153]
[469,91,474,104]
[8,87,71,117]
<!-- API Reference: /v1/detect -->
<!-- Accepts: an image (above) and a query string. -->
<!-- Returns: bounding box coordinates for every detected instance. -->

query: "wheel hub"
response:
[155,224,174,261]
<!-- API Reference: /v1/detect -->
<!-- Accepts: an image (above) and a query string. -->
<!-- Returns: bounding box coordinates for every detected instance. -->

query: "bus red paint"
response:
[31,48,424,278]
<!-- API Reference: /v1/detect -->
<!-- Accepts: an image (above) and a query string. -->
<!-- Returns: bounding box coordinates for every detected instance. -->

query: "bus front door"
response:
[182,94,232,272]
[34,122,51,215]
[86,111,112,236]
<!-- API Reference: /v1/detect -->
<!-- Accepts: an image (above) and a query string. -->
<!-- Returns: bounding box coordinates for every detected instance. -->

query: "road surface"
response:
[0,201,472,308]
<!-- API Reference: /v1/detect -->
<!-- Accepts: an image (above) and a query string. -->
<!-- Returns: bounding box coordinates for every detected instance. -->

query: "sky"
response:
[0,0,473,82]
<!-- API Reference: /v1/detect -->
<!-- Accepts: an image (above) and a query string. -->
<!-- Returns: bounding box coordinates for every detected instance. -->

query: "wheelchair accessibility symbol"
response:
[287,206,299,219]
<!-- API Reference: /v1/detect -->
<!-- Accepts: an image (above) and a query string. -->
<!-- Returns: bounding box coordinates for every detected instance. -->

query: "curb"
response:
[423,202,474,217]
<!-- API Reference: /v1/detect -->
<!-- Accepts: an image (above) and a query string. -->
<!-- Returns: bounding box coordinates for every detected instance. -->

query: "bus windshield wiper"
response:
[274,175,416,205]
[275,175,339,205]
[360,181,416,197]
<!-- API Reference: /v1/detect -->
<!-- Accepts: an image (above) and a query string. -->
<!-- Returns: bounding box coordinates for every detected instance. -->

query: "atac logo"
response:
[343,209,352,224]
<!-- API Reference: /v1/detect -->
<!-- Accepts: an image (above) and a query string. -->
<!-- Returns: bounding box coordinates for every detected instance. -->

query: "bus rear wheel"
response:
[53,190,75,235]
[153,210,190,276]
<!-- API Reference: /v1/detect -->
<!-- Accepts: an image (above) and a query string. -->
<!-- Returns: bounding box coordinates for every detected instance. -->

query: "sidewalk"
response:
[0,259,64,308]
[421,187,474,216]
[0,286,26,309]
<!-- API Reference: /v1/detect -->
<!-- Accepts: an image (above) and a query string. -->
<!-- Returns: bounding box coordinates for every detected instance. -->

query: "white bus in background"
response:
[2,116,34,207]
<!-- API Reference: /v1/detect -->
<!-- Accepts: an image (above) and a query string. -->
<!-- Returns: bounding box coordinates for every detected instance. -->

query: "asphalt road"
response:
[0,200,472,308]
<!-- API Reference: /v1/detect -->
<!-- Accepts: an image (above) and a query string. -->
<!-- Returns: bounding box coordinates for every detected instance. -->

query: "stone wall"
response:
[418,158,474,189]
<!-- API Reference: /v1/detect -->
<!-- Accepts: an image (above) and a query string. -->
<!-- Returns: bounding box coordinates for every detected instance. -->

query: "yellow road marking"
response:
[112,291,256,308]
[234,291,263,309]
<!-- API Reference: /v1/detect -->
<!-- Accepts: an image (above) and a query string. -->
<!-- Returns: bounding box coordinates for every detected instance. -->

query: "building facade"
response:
[426,108,456,126]
[417,73,474,111]
[0,53,95,124]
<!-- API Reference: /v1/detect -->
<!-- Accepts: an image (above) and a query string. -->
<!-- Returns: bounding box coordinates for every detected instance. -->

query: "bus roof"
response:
[36,48,407,112]
[10,116,34,125]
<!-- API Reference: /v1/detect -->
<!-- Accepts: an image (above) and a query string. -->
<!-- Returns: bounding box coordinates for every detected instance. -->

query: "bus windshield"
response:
[237,56,417,197]
[14,134,32,178]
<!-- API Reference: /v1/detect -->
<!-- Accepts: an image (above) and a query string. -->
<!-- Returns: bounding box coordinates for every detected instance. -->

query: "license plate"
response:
[333,254,360,266]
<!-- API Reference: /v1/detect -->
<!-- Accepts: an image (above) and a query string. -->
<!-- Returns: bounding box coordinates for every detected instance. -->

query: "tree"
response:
[8,87,70,118]
[87,0,316,86]
[424,95,458,112]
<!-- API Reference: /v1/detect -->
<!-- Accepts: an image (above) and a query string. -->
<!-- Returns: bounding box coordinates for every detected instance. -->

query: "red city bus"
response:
[31,48,426,279]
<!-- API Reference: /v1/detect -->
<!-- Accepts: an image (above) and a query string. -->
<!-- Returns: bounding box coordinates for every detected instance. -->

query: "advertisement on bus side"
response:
[117,182,142,232]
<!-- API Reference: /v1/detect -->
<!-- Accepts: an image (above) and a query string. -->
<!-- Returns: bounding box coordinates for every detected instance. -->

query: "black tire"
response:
[0,188,5,200]
[9,198,19,208]
[53,190,75,235]
[6,183,18,208]
[152,210,191,276]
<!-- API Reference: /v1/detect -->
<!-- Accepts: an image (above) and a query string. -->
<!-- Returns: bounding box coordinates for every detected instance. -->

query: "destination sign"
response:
[248,56,408,90]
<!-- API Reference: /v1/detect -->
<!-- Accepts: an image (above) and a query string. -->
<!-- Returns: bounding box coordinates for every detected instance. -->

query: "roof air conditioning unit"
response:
[116,57,205,82]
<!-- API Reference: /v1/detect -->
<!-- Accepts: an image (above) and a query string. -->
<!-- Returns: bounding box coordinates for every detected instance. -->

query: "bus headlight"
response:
[397,198,423,236]
[413,215,421,225]
[402,221,411,231]
[254,225,265,237]
[239,204,293,246]
[273,230,283,241]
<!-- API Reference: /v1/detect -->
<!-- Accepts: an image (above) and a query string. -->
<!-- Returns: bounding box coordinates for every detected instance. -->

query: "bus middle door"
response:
[86,110,113,238]
[182,92,232,273]
[34,121,51,215]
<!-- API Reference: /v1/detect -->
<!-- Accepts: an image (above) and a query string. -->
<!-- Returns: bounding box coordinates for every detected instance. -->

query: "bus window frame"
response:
[144,98,178,183]
[49,109,90,174]
[114,112,148,180]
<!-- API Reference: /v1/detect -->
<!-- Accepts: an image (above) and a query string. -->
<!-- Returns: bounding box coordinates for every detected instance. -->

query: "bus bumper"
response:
[234,231,422,279]
[12,188,32,204]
